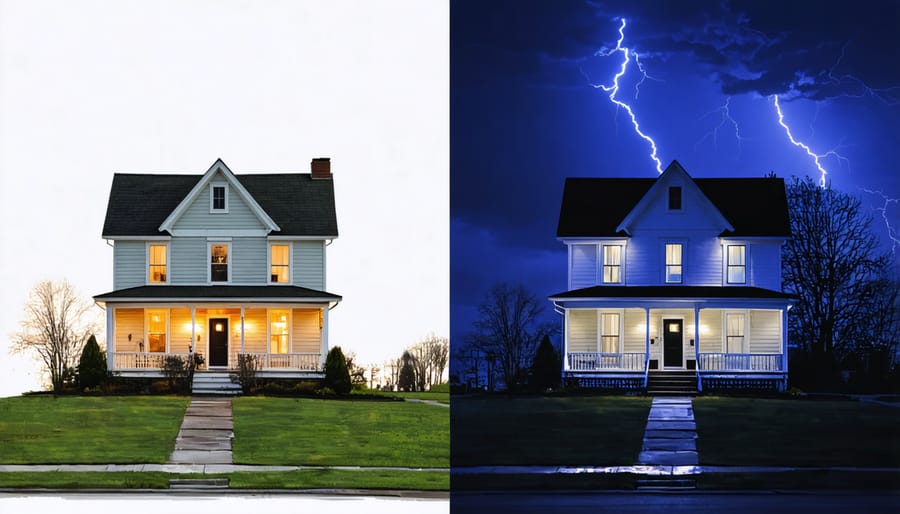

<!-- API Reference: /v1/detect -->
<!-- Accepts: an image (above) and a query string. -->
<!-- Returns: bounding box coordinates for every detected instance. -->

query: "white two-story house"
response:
[93,158,341,378]
[549,161,794,392]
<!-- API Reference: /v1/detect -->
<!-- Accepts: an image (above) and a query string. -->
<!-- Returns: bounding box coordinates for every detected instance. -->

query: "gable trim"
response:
[158,159,281,234]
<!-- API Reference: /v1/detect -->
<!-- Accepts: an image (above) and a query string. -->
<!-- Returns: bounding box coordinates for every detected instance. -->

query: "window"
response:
[602,245,622,283]
[148,244,167,283]
[668,186,682,210]
[147,310,167,353]
[665,243,682,283]
[600,313,620,353]
[727,245,746,284]
[725,313,745,353]
[270,244,291,283]
[210,183,228,212]
[269,309,290,354]
[210,244,229,282]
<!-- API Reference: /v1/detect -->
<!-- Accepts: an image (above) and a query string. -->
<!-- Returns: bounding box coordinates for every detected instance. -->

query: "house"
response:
[93,158,341,380]
[549,161,793,393]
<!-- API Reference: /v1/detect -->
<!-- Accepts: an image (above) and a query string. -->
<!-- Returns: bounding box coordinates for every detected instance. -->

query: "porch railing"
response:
[699,353,783,371]
[114,352,191,370]
[242,352,321,371]
[567,352,646,371]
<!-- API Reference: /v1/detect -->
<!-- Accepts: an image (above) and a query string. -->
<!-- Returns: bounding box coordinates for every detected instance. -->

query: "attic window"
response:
[668,187,682,210]
[210,183,228,213]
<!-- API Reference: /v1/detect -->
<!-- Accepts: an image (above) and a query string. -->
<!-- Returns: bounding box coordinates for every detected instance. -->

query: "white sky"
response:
[0,0,448,397]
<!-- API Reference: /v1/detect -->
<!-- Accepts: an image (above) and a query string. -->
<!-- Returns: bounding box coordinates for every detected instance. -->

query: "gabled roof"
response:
[93,285,341,302]
[549,285,795,300]
[557,161,791,238]
[102,160,338,237]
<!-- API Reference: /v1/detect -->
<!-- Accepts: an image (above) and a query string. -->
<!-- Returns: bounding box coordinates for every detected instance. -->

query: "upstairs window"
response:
[148,244,168,283]
[668,186,682,210]
[146,309,168,353]
[727,245,746,284]
[600,313,620,353]
[725,313,745,353]
[210,183,228,212]
[270,244,291,283]
[602,245,622,283]
[210,244,229,282]
[665,243,683,283]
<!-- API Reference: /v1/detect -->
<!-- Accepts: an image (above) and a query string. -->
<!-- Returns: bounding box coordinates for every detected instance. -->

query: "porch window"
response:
[726,313,745,353]
[665,244,682,283]
[600,313,620,353]
[270,244,290,283]
[210,244,229,282]
[727,245,746,284]
[602,245,622,283]
[148,244,167,283]
[147,309,168,353]
[269,309,290,354]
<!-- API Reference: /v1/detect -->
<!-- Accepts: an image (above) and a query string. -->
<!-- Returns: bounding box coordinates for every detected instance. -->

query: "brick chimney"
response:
[311,157,332,179]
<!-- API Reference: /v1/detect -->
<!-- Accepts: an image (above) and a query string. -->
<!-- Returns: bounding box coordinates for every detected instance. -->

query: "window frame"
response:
[599,311,622,354]
[726,244,747,284]
[210,182,229,213]
[208,242,232,284]
[601,244,623,284]
[145,309,169,354]
[268,308,292,355]
[668,186,682,211]
[268,243,292,285]
[146,242,169,284]
[724,311,746,354]
[665,243,683,284]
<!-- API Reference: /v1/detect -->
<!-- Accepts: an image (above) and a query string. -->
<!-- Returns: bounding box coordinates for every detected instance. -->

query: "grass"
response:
[697,470,900,490]
[0,396,189,464]
[232,397,449,467]
[361,390,450,403]
[693,397,900,466]
[451,396,651,466]
[452,473,639,491]
[0,470,449,490]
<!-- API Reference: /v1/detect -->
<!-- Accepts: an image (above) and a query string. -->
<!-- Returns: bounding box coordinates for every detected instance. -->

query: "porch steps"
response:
[192,372,242,396]
[646,371,698,396]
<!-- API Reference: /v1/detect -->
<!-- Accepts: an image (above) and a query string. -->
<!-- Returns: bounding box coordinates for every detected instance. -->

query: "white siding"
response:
[750,310,781,353]
[749,242,782,290]
[170,237,207,283]
[623,308,647,353]
[232,237,267,284]
[171,172,266,232]
[292,309,321,353]
[570,244,598,289]
[114,241,145,289]
[294,240,325,290]
[568,310,597,352]
[698,309,723,352]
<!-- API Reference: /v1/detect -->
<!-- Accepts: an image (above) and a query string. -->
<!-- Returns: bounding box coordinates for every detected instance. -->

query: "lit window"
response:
[270,244,290,283]
[210,183,228,212]
[665,244,682,283]
[210,244,229,282]
[668,186,682,210]
[147,310,167,353]
[602,245,622,283]
[726,313,745,353]
[149,244,167,283]
[727,245,746,284]
[600,313,620,353]
[269,309,290,354]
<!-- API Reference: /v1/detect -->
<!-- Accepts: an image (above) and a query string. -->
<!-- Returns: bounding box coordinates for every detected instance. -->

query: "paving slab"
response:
[647,407,692,420]
[641,438,697,451]
[169,397,234,465]
[651,398,693,405]
[643,429,698,439]
[169,450,233,464]
[644,421,696,431]
[179,417,234,430]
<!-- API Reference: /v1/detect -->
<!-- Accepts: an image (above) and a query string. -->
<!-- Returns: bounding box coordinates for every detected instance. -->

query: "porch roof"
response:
[549,285,794,301]
[93,285,341,303]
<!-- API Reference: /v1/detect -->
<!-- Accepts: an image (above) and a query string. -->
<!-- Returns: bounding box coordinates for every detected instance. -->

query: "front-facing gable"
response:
[159,159,279,236]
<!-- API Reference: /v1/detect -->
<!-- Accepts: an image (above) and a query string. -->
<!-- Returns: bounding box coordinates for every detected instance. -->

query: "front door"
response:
[663,318,683,368]
[209,318,229,367]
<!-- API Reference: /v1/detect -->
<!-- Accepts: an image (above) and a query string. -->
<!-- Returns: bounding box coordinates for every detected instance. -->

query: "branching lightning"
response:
[772,95,850,188]
[589,18,663,174]
[694,97,744,155]
[862,189,900,258]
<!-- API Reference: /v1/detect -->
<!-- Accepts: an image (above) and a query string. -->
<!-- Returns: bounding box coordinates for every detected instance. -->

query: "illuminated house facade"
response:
[94,159,340,380]
[550,161,793,392]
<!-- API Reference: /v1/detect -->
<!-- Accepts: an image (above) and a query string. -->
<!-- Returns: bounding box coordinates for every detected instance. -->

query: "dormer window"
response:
[668,186,682,210]
[210,182,228,213]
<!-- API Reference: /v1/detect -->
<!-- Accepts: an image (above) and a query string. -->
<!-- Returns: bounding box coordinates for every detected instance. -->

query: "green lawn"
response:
[232,397,449,467]
[452,396,652,466]
[694,397,900,466]
[361,391,450,403]
[0,396,189,464]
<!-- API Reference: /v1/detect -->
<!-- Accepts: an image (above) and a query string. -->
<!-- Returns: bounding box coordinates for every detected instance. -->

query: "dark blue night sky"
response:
[451,0,900,347]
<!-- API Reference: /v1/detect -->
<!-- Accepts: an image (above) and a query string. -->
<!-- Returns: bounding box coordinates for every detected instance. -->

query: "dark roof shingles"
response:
[549,285,794,300]
[93,285,341,301]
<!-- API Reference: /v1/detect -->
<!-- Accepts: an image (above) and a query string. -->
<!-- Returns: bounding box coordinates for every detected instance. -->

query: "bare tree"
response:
[405,334,450,390]
[11,280,98,391]
[470,283,556,391]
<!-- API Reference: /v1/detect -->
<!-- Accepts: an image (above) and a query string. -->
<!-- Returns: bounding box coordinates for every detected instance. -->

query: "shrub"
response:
[398,351,417,392]
[323,346,352,394]
[161,355,188,391]
[230,354,260,393]
[529,335,561,392]
[429,382,450,393]
[77,335,107,390]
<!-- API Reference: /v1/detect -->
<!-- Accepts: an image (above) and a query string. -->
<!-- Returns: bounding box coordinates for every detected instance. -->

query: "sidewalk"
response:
[0,464,449,473]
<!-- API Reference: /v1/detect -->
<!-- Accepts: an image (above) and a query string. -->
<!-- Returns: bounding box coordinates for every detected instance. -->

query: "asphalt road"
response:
[451,491,900,514]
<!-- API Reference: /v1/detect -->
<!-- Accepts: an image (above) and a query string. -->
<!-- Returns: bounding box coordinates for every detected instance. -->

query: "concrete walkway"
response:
[169,398,233,465]
[637,397,698,466]
[405,399,449,408]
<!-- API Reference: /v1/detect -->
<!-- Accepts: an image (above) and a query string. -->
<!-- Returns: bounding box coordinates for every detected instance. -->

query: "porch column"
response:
[320,307,329,368]
[190,306,196,353]
[644,307,650,368]
[106,306,115,371]
[782,307,789,376]
[694,304,701,392]
[240,306,245,354]
[563,309,569,373]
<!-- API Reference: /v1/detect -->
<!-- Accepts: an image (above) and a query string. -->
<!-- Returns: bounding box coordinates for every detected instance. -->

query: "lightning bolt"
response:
[694,96,744,155]
[772,95,850,188]
[589,18,663,174]
[862,189,900,258]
